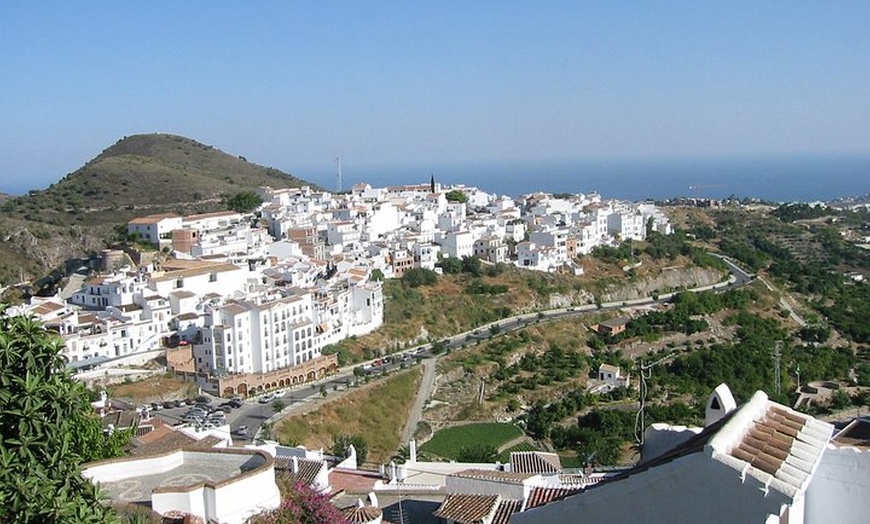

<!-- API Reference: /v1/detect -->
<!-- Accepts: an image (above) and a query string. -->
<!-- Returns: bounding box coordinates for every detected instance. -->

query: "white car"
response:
[258,394,275,404]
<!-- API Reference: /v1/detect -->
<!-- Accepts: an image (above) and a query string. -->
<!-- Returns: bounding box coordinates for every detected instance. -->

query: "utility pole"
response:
[774,341,782,396]
[635,352,677,447]
[335,155,342,193]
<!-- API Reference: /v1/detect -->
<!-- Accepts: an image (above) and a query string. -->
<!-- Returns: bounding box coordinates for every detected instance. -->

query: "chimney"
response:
[291,456,299,473]
[705,383,737,427]
[409,439,417,463]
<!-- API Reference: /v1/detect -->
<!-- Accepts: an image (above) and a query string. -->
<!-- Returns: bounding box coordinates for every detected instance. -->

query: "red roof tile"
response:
[434,494,499,524]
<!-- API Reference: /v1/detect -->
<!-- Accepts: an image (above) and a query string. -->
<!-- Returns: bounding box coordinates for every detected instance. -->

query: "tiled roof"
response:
[152,262,240,283]
[510,451,562,474]
[832,418,870,448]
[452,469,535,484]
[275,458,324,487]
[32,301,65,315]
[526,487,584,509]
[328,467,384,493]
[434,493,500,524]
[723,403,832,496]
[491,499,522,524]
[129,428,222,457]
[341,505,382,524]
[183,210,240,221]
[128,213,180,225]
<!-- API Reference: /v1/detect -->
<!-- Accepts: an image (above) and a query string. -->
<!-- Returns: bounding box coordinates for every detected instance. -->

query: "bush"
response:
[402,268,438,287]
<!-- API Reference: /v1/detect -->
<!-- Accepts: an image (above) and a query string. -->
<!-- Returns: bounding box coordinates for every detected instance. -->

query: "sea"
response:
[294,154,870,203]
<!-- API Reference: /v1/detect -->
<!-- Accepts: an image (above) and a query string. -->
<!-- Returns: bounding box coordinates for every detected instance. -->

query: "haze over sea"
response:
[298,155,870,204]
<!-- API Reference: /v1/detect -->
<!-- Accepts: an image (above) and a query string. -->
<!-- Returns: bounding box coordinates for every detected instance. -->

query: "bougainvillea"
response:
[246,481,348,524]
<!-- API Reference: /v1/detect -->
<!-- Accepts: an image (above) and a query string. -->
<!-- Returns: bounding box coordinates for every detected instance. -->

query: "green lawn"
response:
[420,422,524,460]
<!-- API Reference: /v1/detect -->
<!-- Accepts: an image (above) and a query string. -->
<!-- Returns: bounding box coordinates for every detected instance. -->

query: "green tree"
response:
[457,443,498,463]
[260,421,273,440]
[223,190,263,213]
[402,267,438,287]
[272,399,286,413]
[0,305,131,523]
[331,434,369,465]
[445,190,468,203]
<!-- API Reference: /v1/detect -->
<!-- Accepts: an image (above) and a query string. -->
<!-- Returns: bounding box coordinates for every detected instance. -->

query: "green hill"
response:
[0,133,318,287]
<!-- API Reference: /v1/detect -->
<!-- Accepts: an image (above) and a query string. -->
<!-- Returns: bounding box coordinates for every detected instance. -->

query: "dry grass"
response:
[275,367,423,464]
[108,373,196,403]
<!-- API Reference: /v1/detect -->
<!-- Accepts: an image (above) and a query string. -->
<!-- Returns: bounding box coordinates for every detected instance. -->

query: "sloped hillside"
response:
[0,133,317,286]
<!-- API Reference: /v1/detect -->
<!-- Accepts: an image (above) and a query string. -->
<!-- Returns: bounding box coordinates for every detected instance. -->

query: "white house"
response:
[126,213,183,249]
[82,448,281,524]
[512,384,870,524]
[440,230,474,259]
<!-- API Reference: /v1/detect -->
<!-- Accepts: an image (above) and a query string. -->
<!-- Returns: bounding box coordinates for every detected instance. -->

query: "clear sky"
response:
[1,1,869,194]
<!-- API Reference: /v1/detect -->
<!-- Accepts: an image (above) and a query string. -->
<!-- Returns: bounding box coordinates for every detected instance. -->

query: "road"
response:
[401,358,437,444]
[157,255,755,441]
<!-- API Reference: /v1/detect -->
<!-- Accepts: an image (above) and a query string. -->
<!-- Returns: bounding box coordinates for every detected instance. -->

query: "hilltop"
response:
[0,133,317,286]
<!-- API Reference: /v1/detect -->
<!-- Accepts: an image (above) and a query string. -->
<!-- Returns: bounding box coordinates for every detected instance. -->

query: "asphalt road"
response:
[157,256,754,440]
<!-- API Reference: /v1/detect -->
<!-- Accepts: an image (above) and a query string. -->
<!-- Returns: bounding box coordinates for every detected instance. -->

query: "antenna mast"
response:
[335,155,342,193]
[634,351,677,447]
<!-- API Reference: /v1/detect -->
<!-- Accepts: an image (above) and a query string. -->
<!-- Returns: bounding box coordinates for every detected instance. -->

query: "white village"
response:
[7,181,869,524]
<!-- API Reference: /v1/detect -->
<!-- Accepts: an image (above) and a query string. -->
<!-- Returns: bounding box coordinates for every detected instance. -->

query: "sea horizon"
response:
[2,153,868,204]
[295,153,870,204]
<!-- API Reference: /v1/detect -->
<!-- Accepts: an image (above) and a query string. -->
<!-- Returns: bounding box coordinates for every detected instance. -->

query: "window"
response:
[209,273,217,282]
[175,278,183,289]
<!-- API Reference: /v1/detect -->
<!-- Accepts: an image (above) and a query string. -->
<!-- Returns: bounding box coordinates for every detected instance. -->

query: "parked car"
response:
[150,402,162,411]
[228,399,243,408]
[258,394,275,404]
[234,425,248,436]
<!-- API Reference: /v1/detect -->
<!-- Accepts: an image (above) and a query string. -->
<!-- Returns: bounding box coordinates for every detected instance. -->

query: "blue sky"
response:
[1,2,869,194]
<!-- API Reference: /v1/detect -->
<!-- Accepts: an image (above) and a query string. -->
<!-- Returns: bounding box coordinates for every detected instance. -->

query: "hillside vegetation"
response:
[0,133,316,286]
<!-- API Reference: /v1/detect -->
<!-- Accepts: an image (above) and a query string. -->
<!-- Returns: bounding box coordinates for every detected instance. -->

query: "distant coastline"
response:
[297,154,870,203]
[3,153,868,203]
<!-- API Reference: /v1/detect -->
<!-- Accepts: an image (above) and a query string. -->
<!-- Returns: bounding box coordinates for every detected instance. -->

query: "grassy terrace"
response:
[419,422,525,460]
[275,367,422,464]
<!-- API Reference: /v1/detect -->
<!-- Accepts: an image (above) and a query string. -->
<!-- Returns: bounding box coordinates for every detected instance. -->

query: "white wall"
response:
[512,452,791,524]
[805,445,870,524]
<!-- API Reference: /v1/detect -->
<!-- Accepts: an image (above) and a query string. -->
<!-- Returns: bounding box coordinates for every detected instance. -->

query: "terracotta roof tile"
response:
[275,458,324,487]
[341,505,382,524]
[491,499,522,524]
[526,487,584,509]
[452,469,535,484]
[510,451,562,474]
[725,401,832,495]
[434,494,500,524]
[832,419,870,448]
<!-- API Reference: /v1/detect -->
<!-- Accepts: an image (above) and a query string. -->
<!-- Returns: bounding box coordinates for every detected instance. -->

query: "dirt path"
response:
[401,358,437,444]
[497,435,530,453]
